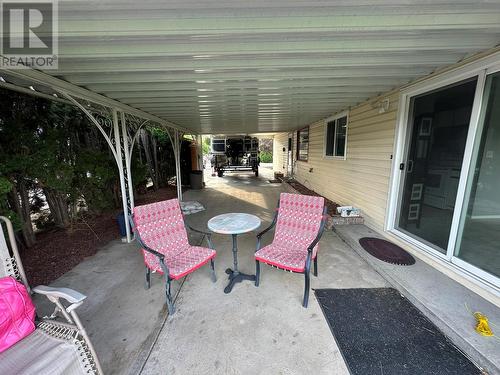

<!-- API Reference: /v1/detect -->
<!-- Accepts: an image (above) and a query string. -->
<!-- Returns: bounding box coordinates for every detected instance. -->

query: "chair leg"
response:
[302,270,310,308]
[210,259,217,283]
[313,255,318,277]
[145,266,151,289]
[255,260,260,287]
[165,278,175,315]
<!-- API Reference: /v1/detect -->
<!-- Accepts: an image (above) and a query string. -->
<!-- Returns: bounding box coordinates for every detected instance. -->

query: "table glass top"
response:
[207,213,261,234]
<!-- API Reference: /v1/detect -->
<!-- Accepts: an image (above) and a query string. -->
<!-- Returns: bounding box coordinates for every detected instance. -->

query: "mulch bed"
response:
[20,186,179,286]
[135,185,182,206]
[283,178,340,216]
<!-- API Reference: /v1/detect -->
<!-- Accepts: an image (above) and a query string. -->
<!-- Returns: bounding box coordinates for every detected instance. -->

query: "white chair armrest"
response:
[33,285,87,304]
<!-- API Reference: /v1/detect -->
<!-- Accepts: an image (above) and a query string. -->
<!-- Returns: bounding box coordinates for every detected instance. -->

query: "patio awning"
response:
[1,0,500,243]
[2,0,500,135]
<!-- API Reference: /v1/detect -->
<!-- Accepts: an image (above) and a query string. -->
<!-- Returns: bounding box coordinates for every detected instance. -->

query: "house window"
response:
[325,114,348,158]
[296,127,309,161]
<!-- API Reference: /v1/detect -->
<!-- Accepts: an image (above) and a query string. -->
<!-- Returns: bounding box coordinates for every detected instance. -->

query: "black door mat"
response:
[359,237,416,265]
[314,288,480,375]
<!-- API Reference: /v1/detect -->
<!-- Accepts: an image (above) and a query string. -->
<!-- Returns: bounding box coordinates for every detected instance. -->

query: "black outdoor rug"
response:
[359,237,416,265]
[314,288,480,375]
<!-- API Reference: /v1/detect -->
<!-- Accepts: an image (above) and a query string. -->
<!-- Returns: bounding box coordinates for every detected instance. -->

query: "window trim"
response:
[324,111,349,160]
[296,126,309,162]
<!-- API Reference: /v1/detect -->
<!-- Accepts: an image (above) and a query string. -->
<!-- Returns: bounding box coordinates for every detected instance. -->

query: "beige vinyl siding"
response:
[278,91,400,232]
[270,49,500,304]
[272,132,289,174]
[272,48,500,232]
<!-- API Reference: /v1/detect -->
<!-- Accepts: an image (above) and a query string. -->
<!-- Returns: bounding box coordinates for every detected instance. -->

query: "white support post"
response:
[167,128,183,201]
[113,109,132,242]
[121,112,135,212]
[196,134,204,183]
[175,129,183,201]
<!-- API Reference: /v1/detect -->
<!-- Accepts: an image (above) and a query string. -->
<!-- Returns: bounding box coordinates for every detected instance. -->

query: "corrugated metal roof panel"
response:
[36,1,500,133]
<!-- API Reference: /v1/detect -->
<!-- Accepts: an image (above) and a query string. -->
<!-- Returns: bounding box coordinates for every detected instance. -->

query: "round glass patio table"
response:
[207,213,261,294]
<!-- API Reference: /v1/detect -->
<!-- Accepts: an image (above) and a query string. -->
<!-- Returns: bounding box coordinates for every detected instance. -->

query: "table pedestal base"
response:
[224,268,256,294]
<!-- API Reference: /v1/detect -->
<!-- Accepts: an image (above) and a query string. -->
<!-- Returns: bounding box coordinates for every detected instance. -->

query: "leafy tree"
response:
[139,126,176,190]
[260,151,273,163]
[202,136,211,155]
[0,87,178,249]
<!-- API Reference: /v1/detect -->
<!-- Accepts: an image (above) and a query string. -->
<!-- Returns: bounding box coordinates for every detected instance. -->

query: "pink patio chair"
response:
[130,198,216,314]
[254,193,328,307]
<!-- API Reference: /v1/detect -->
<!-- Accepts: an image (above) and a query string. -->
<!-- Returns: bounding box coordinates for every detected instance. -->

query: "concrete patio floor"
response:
[32,165,498,374]
[34,165,389,374]
[140,167,389,374]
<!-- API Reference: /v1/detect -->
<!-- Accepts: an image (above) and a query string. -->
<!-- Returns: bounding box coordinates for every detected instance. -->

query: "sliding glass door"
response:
[391,64,500,287]
[396,78,478,253]
[454,72,500,280]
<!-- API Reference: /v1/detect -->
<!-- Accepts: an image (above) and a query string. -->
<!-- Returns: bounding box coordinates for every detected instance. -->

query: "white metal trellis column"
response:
[113,109,132,242]
[120,112,139,214]
[196,134,204,183]
[62,90,134,242]
[167,129,183,201]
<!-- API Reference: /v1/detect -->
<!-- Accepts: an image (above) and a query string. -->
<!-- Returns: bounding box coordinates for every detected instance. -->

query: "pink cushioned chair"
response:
[255,193,328,307]
[131,198,216,314]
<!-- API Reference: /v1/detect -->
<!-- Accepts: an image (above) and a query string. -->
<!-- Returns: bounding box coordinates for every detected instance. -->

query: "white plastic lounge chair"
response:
[0,216,103,375]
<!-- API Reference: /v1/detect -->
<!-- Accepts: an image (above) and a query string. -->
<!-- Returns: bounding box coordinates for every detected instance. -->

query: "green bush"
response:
[260,151,273,163]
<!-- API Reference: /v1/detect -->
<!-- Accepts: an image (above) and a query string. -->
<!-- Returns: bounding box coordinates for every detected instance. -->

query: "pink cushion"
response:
[0,277,36,353]
[255,243,316,273]
[133,199,216,280]
[255,193,324,272]
[142,245,216,280]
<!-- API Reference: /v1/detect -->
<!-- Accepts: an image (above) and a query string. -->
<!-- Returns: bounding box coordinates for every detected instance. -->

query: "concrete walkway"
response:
[140,167,388,374]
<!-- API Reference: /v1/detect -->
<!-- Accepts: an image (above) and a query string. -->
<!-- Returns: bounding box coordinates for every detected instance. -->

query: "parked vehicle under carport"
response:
[211,135,260,177]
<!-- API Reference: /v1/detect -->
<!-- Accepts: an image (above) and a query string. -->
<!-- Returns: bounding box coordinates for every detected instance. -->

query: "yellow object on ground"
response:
[473,312,494,337]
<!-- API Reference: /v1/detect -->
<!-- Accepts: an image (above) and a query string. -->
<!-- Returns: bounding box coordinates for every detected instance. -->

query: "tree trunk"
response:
[44,188,70,228]
[140,129,157,190]
[152,136,160,188]
[10,179,36,247]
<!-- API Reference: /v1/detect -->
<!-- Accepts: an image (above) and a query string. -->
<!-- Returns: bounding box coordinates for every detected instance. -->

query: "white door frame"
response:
[386,52,500,288]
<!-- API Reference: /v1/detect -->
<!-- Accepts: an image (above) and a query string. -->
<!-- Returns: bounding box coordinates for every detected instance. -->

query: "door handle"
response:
[407,160,414,173]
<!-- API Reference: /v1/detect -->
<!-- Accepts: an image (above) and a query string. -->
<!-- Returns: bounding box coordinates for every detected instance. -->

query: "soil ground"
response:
[20,186,179,286]
[285,178,340,216]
